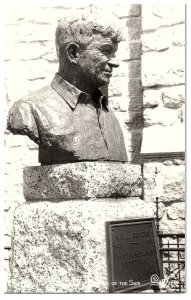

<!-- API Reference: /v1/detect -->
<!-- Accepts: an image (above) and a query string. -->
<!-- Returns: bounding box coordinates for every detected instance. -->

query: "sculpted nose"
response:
[108,58,120,68]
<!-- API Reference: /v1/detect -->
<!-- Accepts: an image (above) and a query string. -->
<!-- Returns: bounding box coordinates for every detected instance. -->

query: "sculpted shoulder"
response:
[17,85,56,106]
[7,84,62,144]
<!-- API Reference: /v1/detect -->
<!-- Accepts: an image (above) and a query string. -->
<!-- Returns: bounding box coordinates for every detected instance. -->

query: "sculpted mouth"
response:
[103,71,112,77]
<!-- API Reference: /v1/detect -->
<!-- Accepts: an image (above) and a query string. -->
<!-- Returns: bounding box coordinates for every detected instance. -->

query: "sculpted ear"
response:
[66,43,80,64]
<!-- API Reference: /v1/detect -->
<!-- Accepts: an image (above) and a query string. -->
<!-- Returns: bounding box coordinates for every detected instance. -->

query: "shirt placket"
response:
[96,96,108,150]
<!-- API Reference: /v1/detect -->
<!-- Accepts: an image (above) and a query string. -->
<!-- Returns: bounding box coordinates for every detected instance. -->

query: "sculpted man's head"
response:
[55,13,122,94]
[7,12,128,164]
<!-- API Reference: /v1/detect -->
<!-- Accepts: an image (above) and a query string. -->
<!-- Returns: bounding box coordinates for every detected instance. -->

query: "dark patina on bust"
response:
[7,13,127,164]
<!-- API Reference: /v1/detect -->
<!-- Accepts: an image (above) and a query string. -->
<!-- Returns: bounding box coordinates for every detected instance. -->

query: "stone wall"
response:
[141,5,185,154]
[141,5,185,235]
[143,158,185,233]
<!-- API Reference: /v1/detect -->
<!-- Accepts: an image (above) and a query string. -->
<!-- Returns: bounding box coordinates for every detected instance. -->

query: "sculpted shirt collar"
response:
[51,73,108,110]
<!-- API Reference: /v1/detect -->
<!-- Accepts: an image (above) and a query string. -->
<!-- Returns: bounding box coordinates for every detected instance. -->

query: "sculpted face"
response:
[77,34,119,88]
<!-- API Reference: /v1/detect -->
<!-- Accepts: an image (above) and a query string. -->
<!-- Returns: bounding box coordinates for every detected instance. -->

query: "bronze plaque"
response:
[106,218,163,293]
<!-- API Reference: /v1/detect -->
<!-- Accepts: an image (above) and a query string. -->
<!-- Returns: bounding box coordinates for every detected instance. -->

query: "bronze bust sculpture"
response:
[7,13,127,164]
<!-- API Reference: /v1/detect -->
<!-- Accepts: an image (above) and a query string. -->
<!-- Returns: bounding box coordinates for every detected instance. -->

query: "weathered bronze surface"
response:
[106,218,163,293]
[7,13,127,164]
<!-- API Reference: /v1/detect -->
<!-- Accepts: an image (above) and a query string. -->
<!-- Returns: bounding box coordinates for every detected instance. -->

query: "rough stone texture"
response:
[112,112,143,163]
[129,129,143,153]
[143,85,185,115]
[141,5,185,160]
[108,77,128,98]
[4,249,11,261]
[125,26,141,41]
[142,24,185,53]
[112,4,141,18]
[109,96,129,112]
[143,160,185,235]
[138,5,185,288]
[106,3,143,165]
[144,107,179,127]
[126,17,141,29]
[143,89,162,108]
[23,162,142,201]
[4,132,39,209]
[4,235,12,248]
[163,159,185,166]
[142,5,185,32]
[162,86,185,109]
[159,217,185,234]
[127,60,141,79]
[117,40,142,61]
[166,202,185,220]
[4,260,10,293]
[9,198,155,293]
[128,79,143,111]
[142,48,185,87]
[143,162,185,203]
[126,111,144,130]
[173,24,185,46]
[4,134,34,257]
[142,27,173,52]
[5,43,51,61]
[141,124,185,154]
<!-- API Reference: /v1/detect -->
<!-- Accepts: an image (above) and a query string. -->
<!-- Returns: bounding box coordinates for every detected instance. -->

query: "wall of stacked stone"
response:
[4,3,143,290]
[141,5,185,234]
[143,158,185,232]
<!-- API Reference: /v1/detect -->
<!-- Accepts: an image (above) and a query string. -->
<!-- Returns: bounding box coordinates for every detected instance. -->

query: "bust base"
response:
[23,162,142,201]
[9,198,155,293]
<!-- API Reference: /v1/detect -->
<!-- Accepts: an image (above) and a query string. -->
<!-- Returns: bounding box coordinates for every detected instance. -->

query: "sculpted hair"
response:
[55,13,122,63]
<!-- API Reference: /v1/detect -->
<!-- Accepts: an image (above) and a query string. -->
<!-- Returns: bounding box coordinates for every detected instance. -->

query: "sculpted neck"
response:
[58,69,98,95]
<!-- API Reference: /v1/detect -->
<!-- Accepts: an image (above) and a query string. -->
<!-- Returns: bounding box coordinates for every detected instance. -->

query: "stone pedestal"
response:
[23,162,142,200]
[9,162,155,293]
